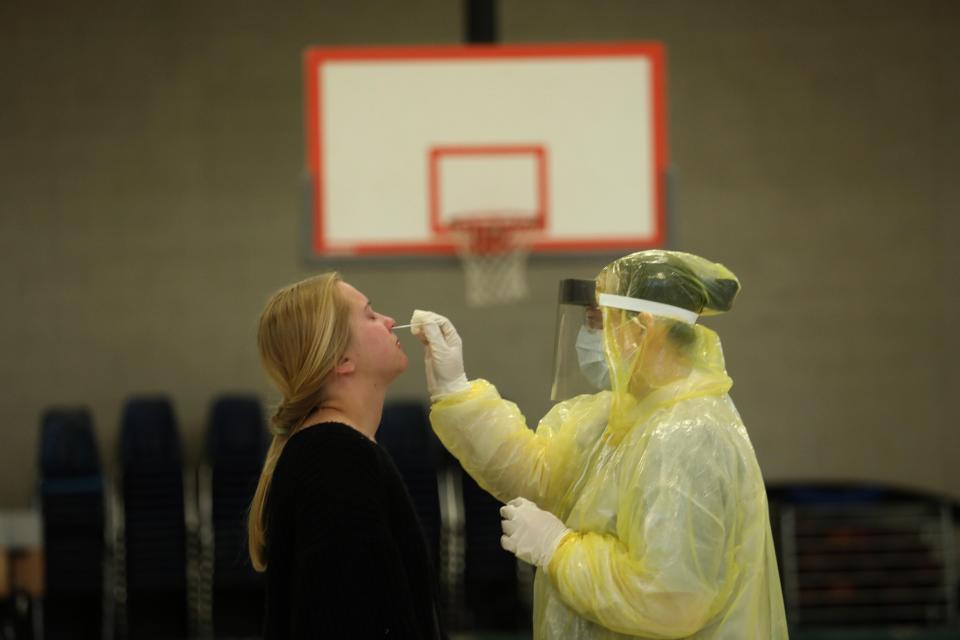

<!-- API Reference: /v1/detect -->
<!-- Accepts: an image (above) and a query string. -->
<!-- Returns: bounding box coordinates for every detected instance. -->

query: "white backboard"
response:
[304,42,667,258]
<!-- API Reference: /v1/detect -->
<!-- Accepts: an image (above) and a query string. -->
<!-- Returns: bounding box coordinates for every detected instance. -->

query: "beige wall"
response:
[1,0,957,507]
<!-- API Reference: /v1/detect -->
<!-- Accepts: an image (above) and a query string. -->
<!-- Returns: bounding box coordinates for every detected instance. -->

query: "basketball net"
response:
[448,217,539,307]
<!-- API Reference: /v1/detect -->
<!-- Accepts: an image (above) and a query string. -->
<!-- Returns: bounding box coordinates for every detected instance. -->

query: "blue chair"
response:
[460,470,529,631]
[204,395,267,638]
[378,400,531,631]
[377,401,444,569]
[119,397,188,639]
[38,407,105,640]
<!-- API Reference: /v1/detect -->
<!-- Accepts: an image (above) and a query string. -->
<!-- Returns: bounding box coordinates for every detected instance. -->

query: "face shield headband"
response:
[596,293,699,325]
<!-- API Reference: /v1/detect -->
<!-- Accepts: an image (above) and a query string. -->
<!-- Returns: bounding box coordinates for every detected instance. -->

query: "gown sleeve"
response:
[430,379,610,511]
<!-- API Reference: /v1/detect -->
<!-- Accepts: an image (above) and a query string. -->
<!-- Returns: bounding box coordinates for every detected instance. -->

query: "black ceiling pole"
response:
[465,0,498,44]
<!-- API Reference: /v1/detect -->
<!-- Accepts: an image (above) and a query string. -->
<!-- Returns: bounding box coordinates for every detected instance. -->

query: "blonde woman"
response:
[248,273,443,639]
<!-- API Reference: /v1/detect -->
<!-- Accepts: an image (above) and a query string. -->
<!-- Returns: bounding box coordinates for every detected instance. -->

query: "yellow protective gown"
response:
[429,251,788,639]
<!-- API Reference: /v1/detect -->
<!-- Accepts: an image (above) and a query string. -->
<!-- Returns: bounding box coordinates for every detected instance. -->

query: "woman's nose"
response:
[384,315,396,329]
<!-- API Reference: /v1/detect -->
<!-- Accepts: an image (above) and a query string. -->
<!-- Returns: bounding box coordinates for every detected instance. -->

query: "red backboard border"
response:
[304,42,667,258]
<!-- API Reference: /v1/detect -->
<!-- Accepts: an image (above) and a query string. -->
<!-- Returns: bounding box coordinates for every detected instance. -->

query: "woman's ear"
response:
[334,355,356,375]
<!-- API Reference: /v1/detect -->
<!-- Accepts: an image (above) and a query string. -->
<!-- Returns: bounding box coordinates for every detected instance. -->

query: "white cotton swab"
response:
[392,321,437,331]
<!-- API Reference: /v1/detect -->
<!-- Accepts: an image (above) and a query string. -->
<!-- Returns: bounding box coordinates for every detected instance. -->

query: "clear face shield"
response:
[550,279,611,402]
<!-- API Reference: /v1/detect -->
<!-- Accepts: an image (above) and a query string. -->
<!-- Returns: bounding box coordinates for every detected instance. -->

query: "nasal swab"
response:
[392,321,436,331]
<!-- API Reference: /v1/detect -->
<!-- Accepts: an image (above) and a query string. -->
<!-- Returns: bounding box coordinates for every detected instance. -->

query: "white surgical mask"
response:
[575,326,611,391]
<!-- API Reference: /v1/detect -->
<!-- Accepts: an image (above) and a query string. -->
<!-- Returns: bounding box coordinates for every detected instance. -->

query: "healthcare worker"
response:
[412,250,788,639]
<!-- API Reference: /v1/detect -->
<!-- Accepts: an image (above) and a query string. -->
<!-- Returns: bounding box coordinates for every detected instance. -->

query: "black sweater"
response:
[263,422,443,639]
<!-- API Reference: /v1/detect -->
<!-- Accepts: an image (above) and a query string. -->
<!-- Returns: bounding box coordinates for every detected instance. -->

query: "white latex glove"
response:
[500,497,571,569]
[410,310,470,399]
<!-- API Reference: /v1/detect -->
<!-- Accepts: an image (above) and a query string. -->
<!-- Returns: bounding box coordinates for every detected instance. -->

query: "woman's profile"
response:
[248,272,443,639]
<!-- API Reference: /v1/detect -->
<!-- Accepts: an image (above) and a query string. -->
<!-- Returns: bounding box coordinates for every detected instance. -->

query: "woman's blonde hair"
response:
[247,272,352,571]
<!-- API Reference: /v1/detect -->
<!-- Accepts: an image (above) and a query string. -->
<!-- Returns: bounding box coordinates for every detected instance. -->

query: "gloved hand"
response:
[500,497,572,568]
[410,310,470,399]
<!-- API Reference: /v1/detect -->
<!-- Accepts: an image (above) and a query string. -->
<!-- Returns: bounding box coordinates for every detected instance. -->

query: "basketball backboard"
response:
[303,42,667,259]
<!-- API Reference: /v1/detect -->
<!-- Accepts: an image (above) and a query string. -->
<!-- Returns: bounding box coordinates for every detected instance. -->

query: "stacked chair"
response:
[461,471,530,631]
[202,394,267,639]
[33,394,551,638]
[768,482,960,637]
[38,407,105,640]
[377,401,452,626]
[118,397,188,639]
[376,401,444,567]
[377,400,531,634]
